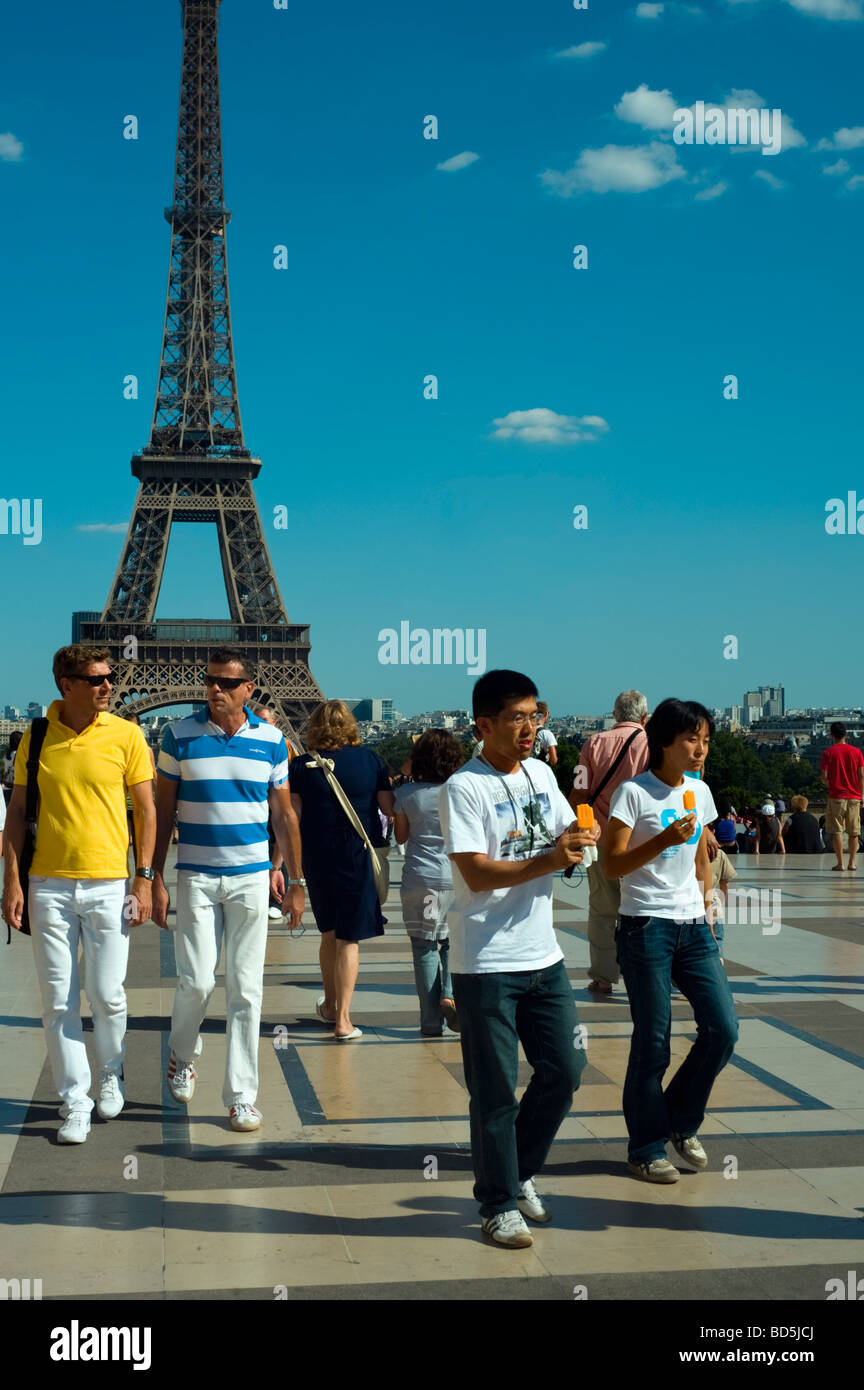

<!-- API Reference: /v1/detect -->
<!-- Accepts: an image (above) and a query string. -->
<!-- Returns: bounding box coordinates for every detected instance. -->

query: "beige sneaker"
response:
[481,1210,534,1247]
[627,1157,680,1183]
[671,1134,708,1169]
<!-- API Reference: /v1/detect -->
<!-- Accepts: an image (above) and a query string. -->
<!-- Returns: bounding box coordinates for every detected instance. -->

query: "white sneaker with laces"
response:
[671,1134,708,1169]
[229,1102,262,1132]
[96,1069,125,1120]
[167,1052,196,1103]
[58,1111,91,1144]
[481,1210,533,1247]
[517,1176,552,1223]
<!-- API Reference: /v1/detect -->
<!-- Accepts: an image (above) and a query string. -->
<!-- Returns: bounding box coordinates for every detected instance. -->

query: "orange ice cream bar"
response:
[683,790,696,811]
[576,804,595,829]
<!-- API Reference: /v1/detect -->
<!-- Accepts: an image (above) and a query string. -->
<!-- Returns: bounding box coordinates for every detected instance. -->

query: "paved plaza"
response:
[2,852,863,1301]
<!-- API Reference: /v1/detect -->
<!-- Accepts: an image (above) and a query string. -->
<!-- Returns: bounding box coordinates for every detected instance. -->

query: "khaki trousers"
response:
[586,851,621,985]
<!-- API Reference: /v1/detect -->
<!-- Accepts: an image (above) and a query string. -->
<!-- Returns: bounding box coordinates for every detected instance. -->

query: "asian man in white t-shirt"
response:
[440,669,599,1248]
[605,698,738,1184]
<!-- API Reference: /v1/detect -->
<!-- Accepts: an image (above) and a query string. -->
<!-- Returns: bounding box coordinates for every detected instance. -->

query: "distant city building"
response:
[0,718,30,739]
[3,705,20,719]
[25,702,47,719]
[342,698,394,725]
[743,685,785,720]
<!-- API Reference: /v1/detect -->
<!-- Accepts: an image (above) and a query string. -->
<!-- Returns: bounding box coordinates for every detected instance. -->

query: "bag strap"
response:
[587,727,644,807]
[25,717,49,831]
[304,750,380,860]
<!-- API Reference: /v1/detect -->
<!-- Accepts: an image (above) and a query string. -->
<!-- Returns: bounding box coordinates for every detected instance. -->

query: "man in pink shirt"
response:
[820,722,864,872]
[569,691,649,993]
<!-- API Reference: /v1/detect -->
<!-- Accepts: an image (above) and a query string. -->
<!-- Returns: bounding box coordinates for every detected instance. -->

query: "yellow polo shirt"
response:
[14,702,154,879]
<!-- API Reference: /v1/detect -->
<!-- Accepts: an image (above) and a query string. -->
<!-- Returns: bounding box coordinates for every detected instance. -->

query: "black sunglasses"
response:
[70,672,116,687]
[203,674,250,690]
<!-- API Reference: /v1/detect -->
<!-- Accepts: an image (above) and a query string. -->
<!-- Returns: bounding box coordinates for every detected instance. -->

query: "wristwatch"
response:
[135,866,156,881]
[286,878,307,888]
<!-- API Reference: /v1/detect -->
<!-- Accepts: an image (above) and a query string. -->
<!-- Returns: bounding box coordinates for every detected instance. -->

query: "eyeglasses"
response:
[69,672,116,687]
[203,674,250,690]
[495,712,541,727]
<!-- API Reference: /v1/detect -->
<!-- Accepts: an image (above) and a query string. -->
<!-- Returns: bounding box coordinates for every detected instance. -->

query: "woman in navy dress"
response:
[286,701,394,1040]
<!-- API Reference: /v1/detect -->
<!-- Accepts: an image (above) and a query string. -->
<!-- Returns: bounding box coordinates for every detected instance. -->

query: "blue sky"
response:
[1,0,863,717]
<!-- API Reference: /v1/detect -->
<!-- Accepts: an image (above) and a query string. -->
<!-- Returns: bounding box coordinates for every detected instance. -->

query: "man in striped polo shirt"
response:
[151,648,304,1132]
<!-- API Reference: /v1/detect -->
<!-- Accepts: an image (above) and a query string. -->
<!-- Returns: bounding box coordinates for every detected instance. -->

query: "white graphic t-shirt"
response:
[439,756,573,973]
[608,770,717,921]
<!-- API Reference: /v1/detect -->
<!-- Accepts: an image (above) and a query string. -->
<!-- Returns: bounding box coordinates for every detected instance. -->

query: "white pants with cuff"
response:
[169,870,270,1108]
[28,876,130,1115]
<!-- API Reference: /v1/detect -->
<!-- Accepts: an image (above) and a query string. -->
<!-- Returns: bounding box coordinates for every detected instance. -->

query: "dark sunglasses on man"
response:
[203,674,250,690]
[69,671,116,686]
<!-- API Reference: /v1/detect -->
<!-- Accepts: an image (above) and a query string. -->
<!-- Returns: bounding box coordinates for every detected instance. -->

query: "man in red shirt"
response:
[820,722,864,872]
[570,691,650,993]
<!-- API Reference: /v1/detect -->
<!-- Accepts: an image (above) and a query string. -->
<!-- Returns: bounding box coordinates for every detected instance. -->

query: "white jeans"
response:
[28,876,130,1115]
[170,870,270,1107]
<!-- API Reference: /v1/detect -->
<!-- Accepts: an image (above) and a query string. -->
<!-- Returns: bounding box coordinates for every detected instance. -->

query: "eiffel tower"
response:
[73,0,323,748]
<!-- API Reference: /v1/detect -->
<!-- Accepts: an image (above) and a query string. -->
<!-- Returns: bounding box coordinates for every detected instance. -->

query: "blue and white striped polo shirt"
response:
[157,707,289,876]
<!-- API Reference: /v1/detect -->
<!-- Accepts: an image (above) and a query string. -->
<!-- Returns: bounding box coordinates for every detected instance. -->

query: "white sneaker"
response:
[58,1111,91,1144]
[627,1157,680,1183]
[96,1069,125,1120]
[671,1134,708,1169]
[481,1210,533,1247]
[229,1103,262,1132]
[267,906,283,921]
[517,1176,551,1223]
[167,1052,196,1103]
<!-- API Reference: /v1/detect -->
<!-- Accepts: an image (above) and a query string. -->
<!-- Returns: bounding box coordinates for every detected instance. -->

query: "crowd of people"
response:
[1,648,861,1251]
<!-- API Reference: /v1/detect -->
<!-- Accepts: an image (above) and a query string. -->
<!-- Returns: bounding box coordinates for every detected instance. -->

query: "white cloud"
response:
[694,181,727,199]
[490,409,609,445]
[541,141,686,194]
[77,523,128,533]
[615,84,678,131]
[785,0,862,18]
[847,173,864,189]
[816,126,864,150]
[635,3,665,16]
[436,151,479,172]
[753,168,785,188]
[823,157,850,175]
[0,132,24,162]
[554,41,608,58]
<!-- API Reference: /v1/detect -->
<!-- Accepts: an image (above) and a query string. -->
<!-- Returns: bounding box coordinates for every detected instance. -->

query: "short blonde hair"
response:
[791,795,808,812]
[305,699,361,750]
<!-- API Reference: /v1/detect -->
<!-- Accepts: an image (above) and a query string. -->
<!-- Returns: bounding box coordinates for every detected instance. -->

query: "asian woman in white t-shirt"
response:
[604,699,738,1185]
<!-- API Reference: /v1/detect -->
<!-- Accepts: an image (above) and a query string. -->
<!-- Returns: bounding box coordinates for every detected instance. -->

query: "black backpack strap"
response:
[25,718,49,824]
[587,727,644,807]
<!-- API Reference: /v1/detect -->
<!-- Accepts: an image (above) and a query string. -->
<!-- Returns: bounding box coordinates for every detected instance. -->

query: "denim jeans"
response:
[452,959,585,1218]
[410,939,453,1033]
[616,914,738,1165]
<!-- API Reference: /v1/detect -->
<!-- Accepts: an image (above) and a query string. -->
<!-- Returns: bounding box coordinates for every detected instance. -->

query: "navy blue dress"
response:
[289,745,391,941]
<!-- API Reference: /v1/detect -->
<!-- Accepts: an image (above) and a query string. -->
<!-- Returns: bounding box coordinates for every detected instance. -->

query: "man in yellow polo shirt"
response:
[1,646,156,1144]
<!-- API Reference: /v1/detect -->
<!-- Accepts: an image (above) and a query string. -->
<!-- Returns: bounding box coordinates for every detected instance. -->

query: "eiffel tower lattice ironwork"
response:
[73,0,323,747]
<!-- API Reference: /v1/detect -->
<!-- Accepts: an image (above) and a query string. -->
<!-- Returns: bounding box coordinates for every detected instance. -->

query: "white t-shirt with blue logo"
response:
[158,707,289,876]
[608,770,717,920]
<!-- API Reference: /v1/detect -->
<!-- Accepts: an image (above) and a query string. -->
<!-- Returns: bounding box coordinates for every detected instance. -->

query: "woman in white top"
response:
[604,698,738,1185]
[394,730,464,1036]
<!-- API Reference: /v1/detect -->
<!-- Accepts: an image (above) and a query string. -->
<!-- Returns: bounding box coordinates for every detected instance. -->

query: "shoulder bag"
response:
[304,749,390,906]
[6,717,49,945]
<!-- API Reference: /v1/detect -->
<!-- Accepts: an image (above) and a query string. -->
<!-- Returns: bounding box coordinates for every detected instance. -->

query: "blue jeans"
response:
[616,915,738,1165]
[452,959,585,1218]
[410,938,453,1033]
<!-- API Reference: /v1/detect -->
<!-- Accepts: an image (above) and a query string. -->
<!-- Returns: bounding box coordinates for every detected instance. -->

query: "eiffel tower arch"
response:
[72,0,323,750]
